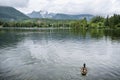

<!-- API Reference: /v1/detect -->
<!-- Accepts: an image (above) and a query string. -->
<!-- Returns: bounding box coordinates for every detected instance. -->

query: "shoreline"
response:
[0,27,71,30]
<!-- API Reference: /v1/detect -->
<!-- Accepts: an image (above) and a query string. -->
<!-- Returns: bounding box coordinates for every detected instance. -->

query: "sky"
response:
[0,0,120,15]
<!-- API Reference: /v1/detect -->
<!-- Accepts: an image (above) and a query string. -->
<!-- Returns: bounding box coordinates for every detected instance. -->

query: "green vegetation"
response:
[0,6,29,21]
[108,14,120,28]
[89,16,105,29]
[0,14,120,29]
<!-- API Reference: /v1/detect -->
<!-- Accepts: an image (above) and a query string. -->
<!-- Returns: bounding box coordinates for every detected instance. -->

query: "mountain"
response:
[0,6,29,21]
[27,10,55,18]
[27,11,94,20]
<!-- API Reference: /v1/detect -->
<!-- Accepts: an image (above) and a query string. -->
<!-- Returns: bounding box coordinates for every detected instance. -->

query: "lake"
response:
[0,29,120,80]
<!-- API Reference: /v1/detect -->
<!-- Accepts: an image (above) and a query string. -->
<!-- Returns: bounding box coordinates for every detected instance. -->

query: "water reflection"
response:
[0,30,25,48]
[0,29,120,80]
[71,29,120,41]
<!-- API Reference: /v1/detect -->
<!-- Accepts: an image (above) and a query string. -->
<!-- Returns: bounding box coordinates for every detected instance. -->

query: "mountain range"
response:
[0,6,29,21]
[0,6,94,21]
[27,11,94,20]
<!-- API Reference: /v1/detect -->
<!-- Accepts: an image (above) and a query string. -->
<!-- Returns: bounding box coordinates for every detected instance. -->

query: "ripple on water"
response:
[0,30,120,80]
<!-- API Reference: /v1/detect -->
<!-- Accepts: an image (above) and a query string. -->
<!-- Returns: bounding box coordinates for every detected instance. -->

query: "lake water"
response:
[0,29,120,80]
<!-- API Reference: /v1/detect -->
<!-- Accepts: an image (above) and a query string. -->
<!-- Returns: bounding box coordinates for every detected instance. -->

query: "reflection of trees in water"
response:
[70,29,87,39]
[0,29,120,48]
[104,29,120,41]
[70,29,120,41]
[89,29,104,39]
[70,29,104,39]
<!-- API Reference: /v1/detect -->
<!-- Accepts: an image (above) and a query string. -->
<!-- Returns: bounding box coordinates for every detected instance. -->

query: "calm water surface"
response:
[0,29,120,80]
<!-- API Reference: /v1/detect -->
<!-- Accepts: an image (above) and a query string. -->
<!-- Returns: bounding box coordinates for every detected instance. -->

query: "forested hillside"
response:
[0,6,29,20]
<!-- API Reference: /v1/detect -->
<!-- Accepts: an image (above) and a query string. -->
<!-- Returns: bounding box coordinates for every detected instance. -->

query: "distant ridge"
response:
[27,10,94,20]
[0,6,29,21]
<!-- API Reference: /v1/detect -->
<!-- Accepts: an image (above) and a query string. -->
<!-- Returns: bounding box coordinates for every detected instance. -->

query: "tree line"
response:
[0,14,120,29]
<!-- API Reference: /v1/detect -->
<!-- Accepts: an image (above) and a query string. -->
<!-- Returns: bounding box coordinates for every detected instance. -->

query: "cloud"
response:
[0,0,120,15]
[0,0,29,8]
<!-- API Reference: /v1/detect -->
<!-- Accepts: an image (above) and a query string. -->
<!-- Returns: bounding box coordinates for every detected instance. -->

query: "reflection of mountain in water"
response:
[0,31,25,48]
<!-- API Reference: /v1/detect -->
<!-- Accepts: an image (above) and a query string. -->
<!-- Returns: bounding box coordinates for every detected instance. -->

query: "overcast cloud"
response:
[0,0,120,15]
[0,0,29,8]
